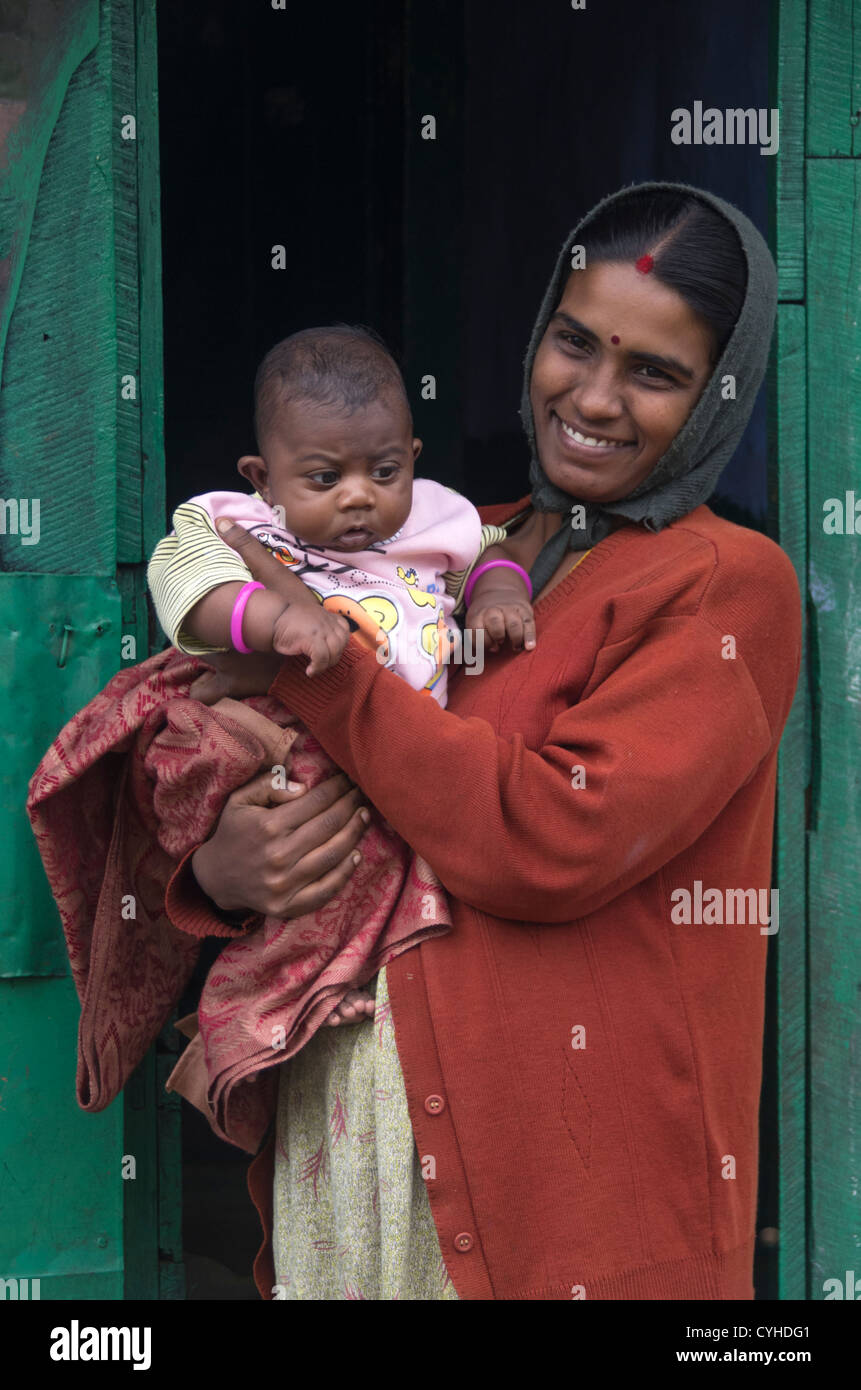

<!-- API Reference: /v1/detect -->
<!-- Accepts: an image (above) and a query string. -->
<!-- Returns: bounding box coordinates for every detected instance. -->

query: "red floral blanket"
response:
[26,648,452,1152]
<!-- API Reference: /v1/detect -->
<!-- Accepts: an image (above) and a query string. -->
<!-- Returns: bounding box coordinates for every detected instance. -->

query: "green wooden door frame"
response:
[117,0,184,1302]
[768,0,809,1303]
[769,0,861,1301]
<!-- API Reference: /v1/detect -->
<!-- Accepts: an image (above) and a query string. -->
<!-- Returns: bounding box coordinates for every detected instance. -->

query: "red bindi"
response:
[635,253,654,274]
[610,334,620,344]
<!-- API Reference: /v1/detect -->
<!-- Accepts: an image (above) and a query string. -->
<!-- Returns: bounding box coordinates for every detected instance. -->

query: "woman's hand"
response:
[214,516,302,590]
[191,768,371,918]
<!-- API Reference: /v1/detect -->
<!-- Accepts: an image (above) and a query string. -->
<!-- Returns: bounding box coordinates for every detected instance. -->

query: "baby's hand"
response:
[272,602,352,676]
[465,589,536,654]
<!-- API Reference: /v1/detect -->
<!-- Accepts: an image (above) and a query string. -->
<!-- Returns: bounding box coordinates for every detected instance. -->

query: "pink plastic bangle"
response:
[463,559,533,609]
[230,581,265,653]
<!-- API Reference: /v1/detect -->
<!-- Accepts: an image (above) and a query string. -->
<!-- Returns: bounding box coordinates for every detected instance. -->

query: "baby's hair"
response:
[253,324,411,453]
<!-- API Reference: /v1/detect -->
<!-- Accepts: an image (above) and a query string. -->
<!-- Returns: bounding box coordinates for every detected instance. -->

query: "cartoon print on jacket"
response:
[396,565,437,608]
[253,530,299,568]
[420,609,450,693]
[310,588,449,693]
[317,592,399,664]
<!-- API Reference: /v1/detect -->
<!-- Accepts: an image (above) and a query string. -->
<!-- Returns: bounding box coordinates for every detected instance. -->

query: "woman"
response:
[169,181,801,1300]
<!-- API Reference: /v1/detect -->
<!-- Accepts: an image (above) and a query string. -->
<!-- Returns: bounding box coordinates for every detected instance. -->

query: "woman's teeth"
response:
[558,418,629,448]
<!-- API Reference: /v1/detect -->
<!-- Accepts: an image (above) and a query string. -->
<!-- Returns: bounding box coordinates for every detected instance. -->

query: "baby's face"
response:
[239,392,419,552]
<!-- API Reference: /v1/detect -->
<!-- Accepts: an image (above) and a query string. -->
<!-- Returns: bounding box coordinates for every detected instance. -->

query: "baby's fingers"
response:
[504,610,526,650]
[505,606,537,651]
[481,607,508,649]
[303,635,335,678]
[324,621,351,666]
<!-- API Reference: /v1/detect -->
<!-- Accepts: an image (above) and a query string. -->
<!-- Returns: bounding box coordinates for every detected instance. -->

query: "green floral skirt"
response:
[272,965,459,1300]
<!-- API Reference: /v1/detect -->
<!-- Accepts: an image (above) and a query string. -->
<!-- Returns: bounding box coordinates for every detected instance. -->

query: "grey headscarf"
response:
[520,180,778,593]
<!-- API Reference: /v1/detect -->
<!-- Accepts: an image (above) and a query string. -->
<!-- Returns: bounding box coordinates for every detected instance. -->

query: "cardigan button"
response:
[454,1232,473,1252]
[424,1093,445,1115]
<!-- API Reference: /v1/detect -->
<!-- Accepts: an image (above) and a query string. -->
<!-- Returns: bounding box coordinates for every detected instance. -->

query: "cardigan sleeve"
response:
[267,616,777,924]
[165,845,265,939]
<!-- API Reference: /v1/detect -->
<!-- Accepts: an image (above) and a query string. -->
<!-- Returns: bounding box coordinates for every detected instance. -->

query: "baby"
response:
[148,324,535,1025]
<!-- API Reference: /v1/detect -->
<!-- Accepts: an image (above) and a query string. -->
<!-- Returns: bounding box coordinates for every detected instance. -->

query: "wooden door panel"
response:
[0,0,175,1299]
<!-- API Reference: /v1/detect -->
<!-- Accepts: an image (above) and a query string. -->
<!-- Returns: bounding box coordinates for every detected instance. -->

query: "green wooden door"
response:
[0,0,179,1298]
[769,0,861,1301]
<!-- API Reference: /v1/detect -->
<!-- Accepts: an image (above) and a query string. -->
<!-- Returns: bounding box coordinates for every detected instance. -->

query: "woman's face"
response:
[529,261,716,503]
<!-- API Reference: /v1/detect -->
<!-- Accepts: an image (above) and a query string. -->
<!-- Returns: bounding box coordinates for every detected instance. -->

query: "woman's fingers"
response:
[232,771,367,848]
[261,802,370,916]
[279,844,365,918]
[250,770,359,825]
[287,800,370,881]
[190,772,365,915]
[214,518,297,599]
[261,787,370,890]
[228,766,306,807]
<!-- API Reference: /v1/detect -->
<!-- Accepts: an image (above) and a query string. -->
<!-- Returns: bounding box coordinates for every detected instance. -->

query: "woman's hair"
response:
[578,189,747,362]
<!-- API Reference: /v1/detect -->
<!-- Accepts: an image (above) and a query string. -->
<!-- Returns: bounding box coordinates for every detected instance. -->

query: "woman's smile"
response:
[550,408,638,462]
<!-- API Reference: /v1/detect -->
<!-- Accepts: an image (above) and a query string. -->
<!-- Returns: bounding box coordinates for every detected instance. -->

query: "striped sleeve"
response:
[443,522,511,615]
[147,501,253,655]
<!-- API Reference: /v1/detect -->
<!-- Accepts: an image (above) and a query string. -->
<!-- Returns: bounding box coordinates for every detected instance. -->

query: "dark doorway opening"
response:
[157,0,775,1300]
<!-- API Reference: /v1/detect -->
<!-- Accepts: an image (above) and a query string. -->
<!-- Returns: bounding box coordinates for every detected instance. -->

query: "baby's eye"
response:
[308,470,340,485]
[373,465,400,480]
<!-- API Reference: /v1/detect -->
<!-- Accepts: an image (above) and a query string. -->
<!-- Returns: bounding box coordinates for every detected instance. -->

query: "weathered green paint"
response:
[0,574,121,977]
[767,304,809,1300]
[113,0,144,564]
[122,1044,160,1300]
[0,978,122,1298]
[805,154,861,1298]
[771,0,806,303]
[136,0,166,566]
[769,0,861,1302]
[0,0,98,389]
[0,0,175,1298]
[768,0,811,1301]
[806,0,861,156]
[0,4,116,577]
[130,0,182,1299]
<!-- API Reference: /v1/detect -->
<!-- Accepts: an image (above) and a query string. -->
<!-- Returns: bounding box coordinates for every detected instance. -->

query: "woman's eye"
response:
[636,364,674,384]
[560,332,589,351]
